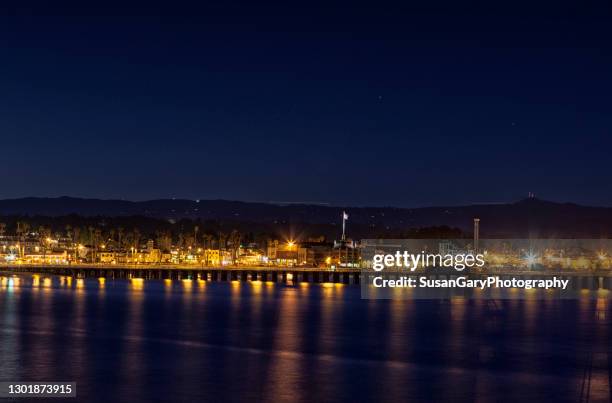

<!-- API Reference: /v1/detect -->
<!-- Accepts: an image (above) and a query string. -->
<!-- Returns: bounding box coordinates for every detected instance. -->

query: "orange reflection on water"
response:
[181,279,193,290]
[120,272,146,388]
[230,280,241,294]
[596,294,607,320]
[163,279,173,299]
[261,287,303,401]
[1,276,19,291]
[250,280,263,295]
[130,278,144,290]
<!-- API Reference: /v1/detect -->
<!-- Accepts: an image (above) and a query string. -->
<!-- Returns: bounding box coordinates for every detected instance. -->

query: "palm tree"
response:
[194,225,199,250]
[16,221,30,257]
[87,226,95,262]
[123,232,134,252]
[38,225,51,262]
[217,231,228,264]
[203,233,214,250]
[65,224,72,242]
[94,228,102,262]
[117,227,124,252]
[156,230,172,252]
[64,224,73,262]
[109,229,116,250]
[133,228,141,251]
[228,230,241,264]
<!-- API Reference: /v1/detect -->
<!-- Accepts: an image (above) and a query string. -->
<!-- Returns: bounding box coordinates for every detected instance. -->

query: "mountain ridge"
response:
[1,196,611,238]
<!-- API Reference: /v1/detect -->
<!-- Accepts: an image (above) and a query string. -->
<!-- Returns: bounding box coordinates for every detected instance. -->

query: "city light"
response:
[524,251,538,267]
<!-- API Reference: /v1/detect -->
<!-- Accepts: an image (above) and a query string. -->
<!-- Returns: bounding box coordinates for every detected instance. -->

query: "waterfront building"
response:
[297,241,334,267]
[22,250,68,264]
[332,239,361,268]
[99,252,117,264]
[267,240,298,266]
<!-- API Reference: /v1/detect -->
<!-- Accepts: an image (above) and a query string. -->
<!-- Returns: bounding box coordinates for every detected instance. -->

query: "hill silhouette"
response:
[0,196,610,238]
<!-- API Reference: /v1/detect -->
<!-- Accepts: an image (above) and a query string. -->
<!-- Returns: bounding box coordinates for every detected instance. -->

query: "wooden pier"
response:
[1,265,363,285]
[2,265,612,289]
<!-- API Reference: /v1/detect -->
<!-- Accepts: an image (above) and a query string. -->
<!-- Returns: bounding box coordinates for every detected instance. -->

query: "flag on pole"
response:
[341,211,348,241]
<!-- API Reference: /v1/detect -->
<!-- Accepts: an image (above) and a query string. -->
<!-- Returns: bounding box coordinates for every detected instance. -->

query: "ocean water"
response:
[0,274,610,402]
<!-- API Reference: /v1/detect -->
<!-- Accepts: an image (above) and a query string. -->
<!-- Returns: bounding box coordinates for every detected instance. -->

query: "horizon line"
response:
[0,195,601,210]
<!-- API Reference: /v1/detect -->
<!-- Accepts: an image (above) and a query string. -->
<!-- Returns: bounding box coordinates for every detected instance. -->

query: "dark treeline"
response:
[0,215,273,252]
[0,214,467,251]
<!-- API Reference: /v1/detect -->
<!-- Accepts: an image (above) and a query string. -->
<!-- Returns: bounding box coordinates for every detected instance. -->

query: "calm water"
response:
[0,274,611,403]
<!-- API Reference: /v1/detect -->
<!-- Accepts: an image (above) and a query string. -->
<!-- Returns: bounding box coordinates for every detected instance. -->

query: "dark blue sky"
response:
[1,1,611,206]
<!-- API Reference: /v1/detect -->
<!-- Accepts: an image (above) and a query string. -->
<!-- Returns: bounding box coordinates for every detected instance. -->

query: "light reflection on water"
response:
[0,274,610,403]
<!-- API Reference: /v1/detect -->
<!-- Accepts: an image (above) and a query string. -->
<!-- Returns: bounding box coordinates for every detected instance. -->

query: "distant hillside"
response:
[0,196,611,238]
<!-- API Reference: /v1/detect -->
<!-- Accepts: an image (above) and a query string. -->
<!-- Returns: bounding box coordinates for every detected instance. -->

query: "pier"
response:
[1,265,363,285]
[2,265,612,290]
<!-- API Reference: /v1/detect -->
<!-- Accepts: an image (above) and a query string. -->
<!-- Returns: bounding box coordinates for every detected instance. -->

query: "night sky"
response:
[1,1,611,207]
